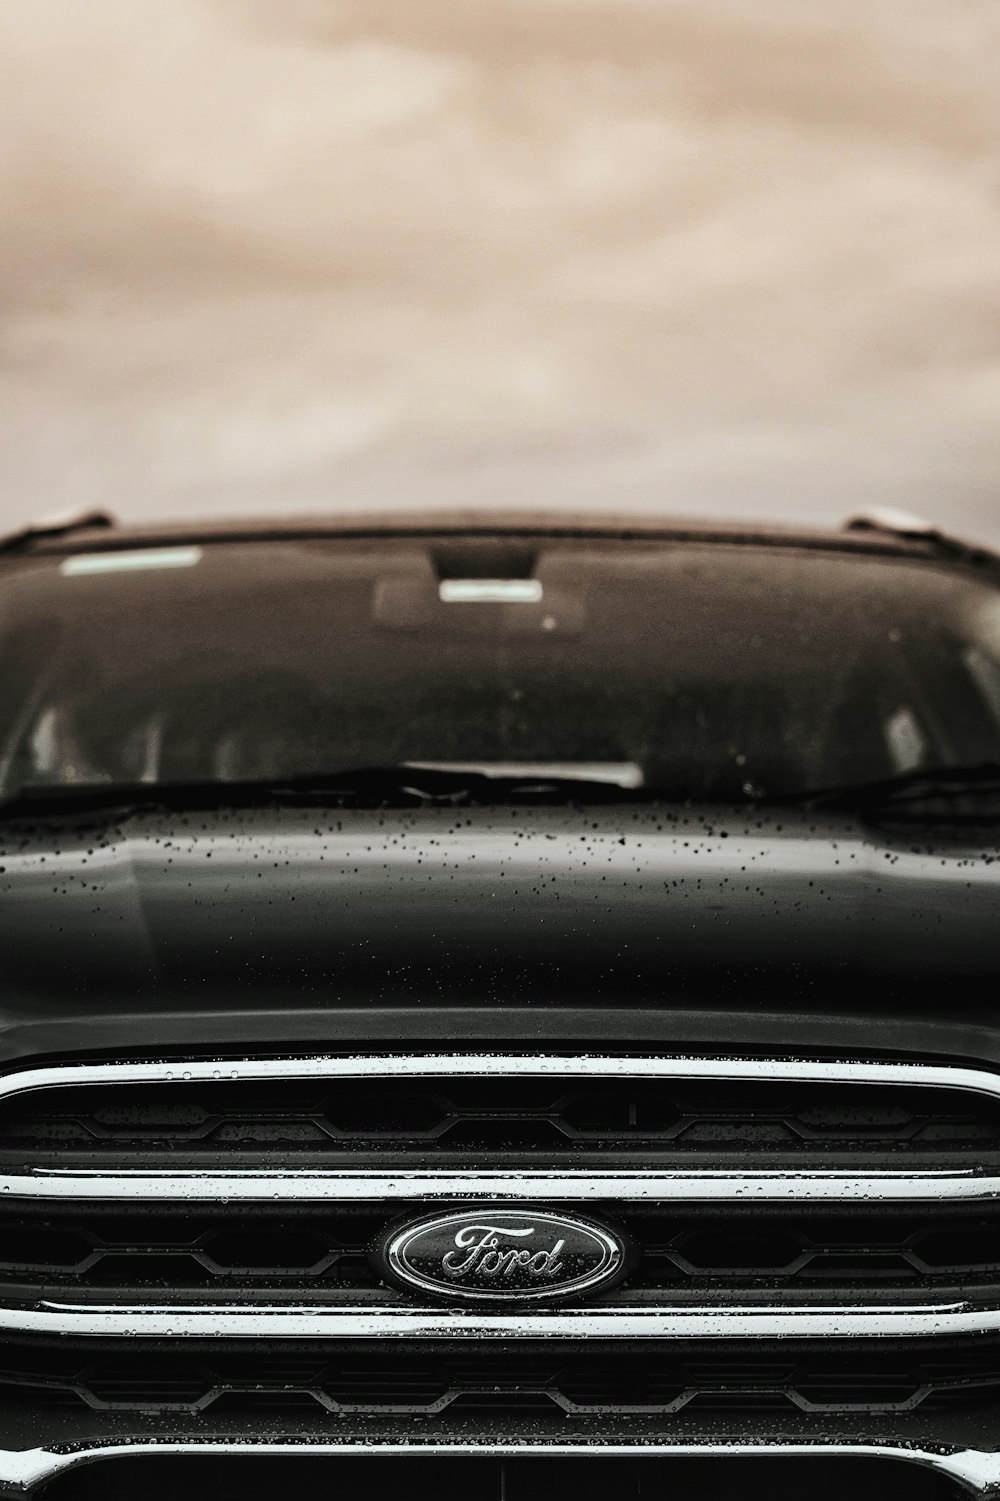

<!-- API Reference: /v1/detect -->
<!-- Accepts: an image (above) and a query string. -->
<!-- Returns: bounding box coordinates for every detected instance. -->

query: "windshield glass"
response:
[3,536,1000,802]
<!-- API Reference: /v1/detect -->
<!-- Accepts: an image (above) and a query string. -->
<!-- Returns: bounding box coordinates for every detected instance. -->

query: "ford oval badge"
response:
[376,1207,630,1303]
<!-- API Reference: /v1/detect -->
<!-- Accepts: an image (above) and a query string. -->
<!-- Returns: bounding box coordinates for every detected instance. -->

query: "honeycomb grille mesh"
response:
[2,1206,1000,1293]
[3,1076,1000,1164]
[2,1339,999,1418]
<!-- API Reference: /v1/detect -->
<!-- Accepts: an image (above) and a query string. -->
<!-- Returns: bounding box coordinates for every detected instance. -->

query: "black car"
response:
[1,507,1000,1501]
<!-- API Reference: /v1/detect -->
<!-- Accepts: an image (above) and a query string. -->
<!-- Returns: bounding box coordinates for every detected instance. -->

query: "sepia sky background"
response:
[1,0,1000,538]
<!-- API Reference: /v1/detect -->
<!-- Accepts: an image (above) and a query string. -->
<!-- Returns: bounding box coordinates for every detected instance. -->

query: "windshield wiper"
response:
[9,762,1000,820]
[0,765,657,818]
[771,761,1000,814]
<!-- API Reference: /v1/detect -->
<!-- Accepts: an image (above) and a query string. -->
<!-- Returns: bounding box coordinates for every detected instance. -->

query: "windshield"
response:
[3,536,1000,803]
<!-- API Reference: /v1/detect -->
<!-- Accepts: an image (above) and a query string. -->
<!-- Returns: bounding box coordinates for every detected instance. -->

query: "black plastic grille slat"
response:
[2,1339,1000,1418]
[0,1207,388,1291]
[4,1078,1000,1163]
[3,1206,1000,1293]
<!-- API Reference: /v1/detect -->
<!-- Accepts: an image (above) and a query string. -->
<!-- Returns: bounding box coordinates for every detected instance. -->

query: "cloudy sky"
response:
[2,0,999,538]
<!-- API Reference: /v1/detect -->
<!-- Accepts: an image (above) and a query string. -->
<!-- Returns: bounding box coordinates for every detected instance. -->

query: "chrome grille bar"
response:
[2,1052,1000,1101]
[4,1297,1000,1342]
[5,1164,996,1202]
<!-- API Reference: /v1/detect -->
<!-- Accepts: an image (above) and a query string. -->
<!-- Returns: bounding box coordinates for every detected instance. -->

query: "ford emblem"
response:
[376,1206,630,1303]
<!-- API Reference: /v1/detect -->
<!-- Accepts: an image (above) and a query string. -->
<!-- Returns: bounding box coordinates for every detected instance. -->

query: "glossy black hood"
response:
[1,802,997,1025]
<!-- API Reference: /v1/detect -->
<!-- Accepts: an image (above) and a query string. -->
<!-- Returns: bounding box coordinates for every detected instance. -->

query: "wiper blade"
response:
[772,761,1000,813]
[12,762,1000,820]
[0,769,477,818]
[0,766,656,818]
[263,766,636,804]
[0,781,169,820]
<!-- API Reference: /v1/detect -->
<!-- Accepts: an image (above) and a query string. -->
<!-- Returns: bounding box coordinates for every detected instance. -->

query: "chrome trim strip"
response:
[6,1165,998,1202]
[0,1440,998,1498]
[2,1051,1000,1101]
[5,1298,1000,1341]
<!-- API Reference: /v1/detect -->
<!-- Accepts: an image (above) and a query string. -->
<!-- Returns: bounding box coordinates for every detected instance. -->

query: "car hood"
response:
[0,800,997,1017]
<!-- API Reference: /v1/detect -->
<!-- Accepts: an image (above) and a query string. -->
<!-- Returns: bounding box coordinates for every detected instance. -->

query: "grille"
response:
[4,1074,1000,1166]
[3,1338,1000,1418]
[4,1054,1000,1436]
